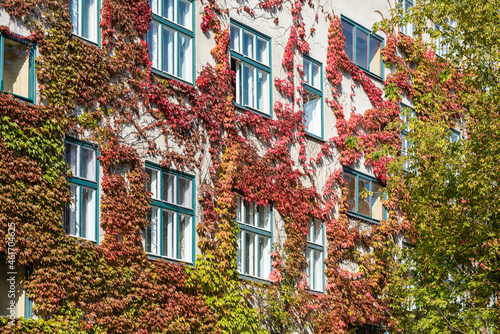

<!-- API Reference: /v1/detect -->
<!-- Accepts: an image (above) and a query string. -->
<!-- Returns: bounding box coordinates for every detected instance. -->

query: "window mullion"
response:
[78,185,82,238]
[355,175,359,214]
[174,212,179,259]
[0,36,3,92]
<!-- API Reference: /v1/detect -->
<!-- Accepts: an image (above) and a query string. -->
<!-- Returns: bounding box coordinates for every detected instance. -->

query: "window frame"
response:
[144,161,196,265]
[64,137,100,243]
[69,0,102,46]
[235,197,273,282]
[148,0,195,85]
[305,218,325,292]
[343,167,386,224]
[0,34,36,104]
[230,20,273,118]
[341,15,385,80]
[302,55,324,140]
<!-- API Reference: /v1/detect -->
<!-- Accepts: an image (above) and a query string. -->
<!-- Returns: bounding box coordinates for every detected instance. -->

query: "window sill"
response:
[238,273,271,285]
[71,34,100,48]
[146,253,194,266]
[151,68,194,87]
[346,211,381,225]
[1,92,35,104]
[234,103,272,119]
[356,65,384,83]
[304,131,325,142]
[68,235,98,244]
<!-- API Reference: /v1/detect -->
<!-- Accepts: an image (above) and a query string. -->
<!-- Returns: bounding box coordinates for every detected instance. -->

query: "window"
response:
[399,0,414,38]
[64,139,99,242]
[230,21,271,116]
[144,163,194,264]
[148,0,194,83]
[0,263,32,319]
[306,218,324,291]
[0,34,36,103]
[449,128,460,143]
[236,197,272,280]
[341,16,383,78]
[343,168,384,222]
[303,56,323,138]
[401,104,415,171]
[435,21,456,58]
[69,0,100,45]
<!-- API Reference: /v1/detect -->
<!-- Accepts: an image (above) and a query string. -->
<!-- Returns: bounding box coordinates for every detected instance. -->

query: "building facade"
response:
[0,0,410,332]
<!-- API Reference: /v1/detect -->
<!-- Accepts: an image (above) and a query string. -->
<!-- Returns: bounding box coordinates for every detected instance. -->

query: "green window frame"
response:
[303,55,323,139]
[69,0,101,46]
[144,162,195,264]
[0,34,36,103]
[399,0,414,38]
[341,15,384,79]
[230,20,272,117]
[64,138,99,242]
[343,167,386,223]
[148,0,195,84]
[306,218,325,292]
[235,197,272,281]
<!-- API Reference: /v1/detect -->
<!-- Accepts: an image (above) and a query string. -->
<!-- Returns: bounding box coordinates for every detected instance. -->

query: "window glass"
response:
[70,0,99,44]
[304,91,321,137]
[3,38,30,99]
[371,183,383,221]
[149,0,194,82]
[236,197,272,280]
[144,165,194,263]
[230,22,271,115]
[356,30,369,70]
[146,168,159,199]
[342,21,354,61]
[344,169,385,221]
[358,177,371,217]
[64,140,98,241]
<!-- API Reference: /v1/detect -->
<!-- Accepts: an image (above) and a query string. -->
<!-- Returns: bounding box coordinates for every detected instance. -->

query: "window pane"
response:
[178,34,192,81]
[162,210,175,258]
[257,69,269,114]
[162,173,175,203]
[65,143,79,177]
[306,248,312,286]
[313,250,322,290]
[70,0,79,35]
[258,236,270,279]
[356,30,369,69]
[304,91,321,137]
[235,196,243,223]
[231,58,242,105]
[245,202,255,226]
[342,21,354,61]
[146,207,160,255]
[150,0,160,16]
[81,147,96,181]
[312,64,320,88]
[256,36,268,65]
[3,38,30,99]
[243,30,254,59]
[230,25,241,52]
[178,176,191,207]
[258,205,270,230]
[149,22,160,70]
[358,177,371,216]
[178,214,191,261]
[163,27,175,74]
[82,0,97,43]
[303,59,310,84]
[81,187,95,240]
[371,182,383,220]
[162,0,174,21]
[146,168,159,199]
[344,173,356,212]
[237,232,242,273]
[312,218,322,245]
[245,232,255,276]
[243,63,255,108]
[369,36,382,76]
[178,0,191,28]
[64,184,79,236]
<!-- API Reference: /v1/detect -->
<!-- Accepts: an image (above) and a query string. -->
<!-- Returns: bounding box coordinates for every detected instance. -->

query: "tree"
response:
[380,1,500,332]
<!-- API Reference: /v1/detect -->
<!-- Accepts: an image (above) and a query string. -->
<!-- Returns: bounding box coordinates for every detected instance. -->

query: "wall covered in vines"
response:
[0,0,466,332]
